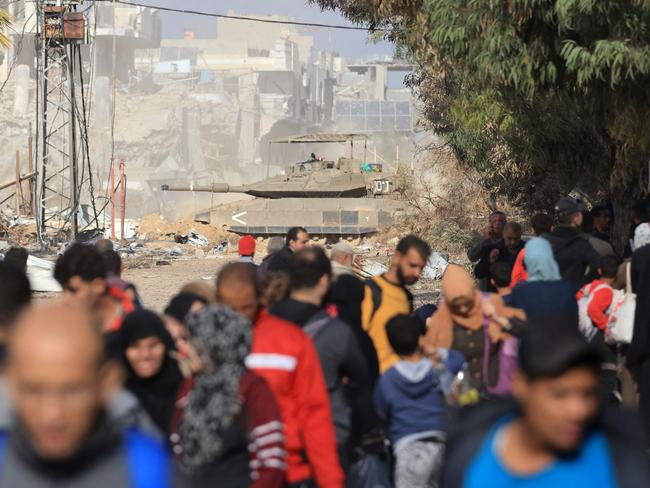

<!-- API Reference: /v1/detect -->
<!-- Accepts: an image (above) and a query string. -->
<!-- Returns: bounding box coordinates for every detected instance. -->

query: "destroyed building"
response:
[0,4,418,237]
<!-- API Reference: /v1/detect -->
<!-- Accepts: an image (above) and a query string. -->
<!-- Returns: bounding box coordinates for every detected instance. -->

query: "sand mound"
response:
[137,214,235,244]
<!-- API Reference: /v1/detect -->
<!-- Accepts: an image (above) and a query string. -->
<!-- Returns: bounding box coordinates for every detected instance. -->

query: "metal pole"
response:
[266,143,271,178]
[15,150,21,215]
[120,159,125,242]
[109,159,115,240]
[28,123,33,215]
[396,145,399,169]
[68,44,78,238]
[364,138,367,163]
[36,6,47,245]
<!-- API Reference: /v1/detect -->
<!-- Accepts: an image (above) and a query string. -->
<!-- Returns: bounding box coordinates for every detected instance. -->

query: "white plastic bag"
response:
[606,263,636,344]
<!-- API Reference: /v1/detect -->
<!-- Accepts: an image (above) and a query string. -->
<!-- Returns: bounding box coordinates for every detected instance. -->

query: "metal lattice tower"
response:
[35,1,85,246]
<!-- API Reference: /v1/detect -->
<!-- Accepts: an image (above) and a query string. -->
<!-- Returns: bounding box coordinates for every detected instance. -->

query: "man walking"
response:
[3,301,177,487]
[362,235,431,373]
[216,263,344,488]
[268,227,310,272]
[443,320,650,488]
[237,235,257,268]
[271,248,374,470]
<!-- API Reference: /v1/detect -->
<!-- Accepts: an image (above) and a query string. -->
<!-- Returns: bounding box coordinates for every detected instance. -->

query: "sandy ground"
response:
[122,256,227,311]
[121,253,441,312]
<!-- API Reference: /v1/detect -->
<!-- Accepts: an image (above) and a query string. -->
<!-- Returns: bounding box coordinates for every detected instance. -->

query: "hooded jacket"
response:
[374,355,464,453]
[543,226,602,292]
[246,308,343,488]
[441,399,650,488]
[271,299,373,449]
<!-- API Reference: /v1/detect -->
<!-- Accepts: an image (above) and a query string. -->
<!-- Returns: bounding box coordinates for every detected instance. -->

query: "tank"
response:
[161,135,408,236]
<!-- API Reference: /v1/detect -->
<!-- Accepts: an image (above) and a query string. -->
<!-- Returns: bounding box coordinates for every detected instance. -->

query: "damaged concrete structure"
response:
[0,5,418,234]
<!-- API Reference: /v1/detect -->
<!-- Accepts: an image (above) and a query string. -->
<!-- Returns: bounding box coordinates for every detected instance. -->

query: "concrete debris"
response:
[138,214,234,244]
[8,216,33,228]
[187,230,209,247]
[356,260,389,278]
[174,229,209,246]
[211,241,230,254]
[423,252,450,280]
[168,246,183,257]
[74,228,106,246]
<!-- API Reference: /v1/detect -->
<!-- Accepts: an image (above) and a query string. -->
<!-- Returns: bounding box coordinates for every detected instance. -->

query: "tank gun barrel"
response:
[160,183,248,193]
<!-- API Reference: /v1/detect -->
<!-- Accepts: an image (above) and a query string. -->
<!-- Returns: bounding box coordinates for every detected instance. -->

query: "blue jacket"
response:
[373,353,463,452]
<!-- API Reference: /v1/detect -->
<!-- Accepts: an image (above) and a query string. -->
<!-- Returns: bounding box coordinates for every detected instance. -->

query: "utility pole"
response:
[35,0,87,246]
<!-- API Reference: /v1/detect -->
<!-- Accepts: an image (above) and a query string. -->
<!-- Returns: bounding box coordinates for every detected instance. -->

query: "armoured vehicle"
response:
[161,133,407,236]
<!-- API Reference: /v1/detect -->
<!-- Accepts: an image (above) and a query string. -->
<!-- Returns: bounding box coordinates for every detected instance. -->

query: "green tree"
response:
[314,0,650,249]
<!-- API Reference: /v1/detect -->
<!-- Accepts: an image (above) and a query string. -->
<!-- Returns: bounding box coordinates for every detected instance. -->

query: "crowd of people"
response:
[0,194,649,487]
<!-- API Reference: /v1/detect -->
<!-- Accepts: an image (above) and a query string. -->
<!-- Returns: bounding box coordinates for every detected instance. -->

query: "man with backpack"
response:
[3,300,179,487]
[576,256,620,402]
[361,235,431,373]
[271,247,374,471]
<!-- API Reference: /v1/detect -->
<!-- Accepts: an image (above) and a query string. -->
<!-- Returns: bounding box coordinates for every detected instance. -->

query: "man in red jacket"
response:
[216,262,344,488]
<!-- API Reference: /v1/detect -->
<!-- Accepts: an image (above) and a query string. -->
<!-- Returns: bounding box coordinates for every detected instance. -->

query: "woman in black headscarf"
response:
[118,309,184,436]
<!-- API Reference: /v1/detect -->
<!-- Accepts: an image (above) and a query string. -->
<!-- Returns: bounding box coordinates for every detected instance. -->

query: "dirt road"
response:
[122,257,227,311]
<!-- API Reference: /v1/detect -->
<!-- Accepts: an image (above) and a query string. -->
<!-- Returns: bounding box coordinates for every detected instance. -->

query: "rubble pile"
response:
[137,213,236,244]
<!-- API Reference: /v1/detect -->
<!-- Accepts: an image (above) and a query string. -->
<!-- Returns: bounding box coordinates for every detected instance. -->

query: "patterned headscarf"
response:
[634,223,650,251]
[178,305,252,471]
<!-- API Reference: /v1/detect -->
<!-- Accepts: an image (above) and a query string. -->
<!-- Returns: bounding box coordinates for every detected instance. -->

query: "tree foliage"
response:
[313,0,650,245]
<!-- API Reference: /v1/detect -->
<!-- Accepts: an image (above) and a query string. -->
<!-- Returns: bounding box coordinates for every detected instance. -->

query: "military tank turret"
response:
[161,134,407,236]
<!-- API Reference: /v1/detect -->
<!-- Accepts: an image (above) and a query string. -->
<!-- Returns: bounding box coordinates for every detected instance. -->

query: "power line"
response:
[112,0,386,32]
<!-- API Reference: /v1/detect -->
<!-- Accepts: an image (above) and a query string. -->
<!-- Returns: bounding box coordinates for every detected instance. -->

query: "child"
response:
[373,314,463,488]
[490,262,513,304]
[576,255,619,401]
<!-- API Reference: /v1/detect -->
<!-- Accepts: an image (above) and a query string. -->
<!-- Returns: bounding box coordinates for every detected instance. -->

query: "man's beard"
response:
[396,265,416,286]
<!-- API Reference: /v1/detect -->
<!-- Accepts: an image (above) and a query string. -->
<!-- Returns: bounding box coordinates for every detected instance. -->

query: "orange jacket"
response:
[510,249,528,289]
[246,309,343,488]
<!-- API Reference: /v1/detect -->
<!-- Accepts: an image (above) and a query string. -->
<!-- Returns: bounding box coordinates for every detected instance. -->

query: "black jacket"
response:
[543,226,602,292]
[326,274,380,384]
[267,247,293,273]
[271,298,374,446]
[441,399,650,488]
[474,239,525,283]
[629,244,650,368]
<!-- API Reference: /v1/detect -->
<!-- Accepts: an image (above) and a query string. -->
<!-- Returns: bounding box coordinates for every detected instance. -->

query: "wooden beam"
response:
[0,171,36,192]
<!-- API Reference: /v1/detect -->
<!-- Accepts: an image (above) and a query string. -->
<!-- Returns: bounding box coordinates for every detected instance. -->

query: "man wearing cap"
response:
[442,320,650,488]
[238,235,257,269]
[544,196,602,292]
[330,241,355,278]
